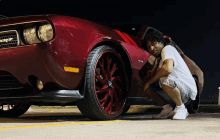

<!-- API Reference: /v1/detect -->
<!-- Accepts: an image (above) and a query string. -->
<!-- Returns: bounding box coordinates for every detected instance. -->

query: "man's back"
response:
[160,45,197,100]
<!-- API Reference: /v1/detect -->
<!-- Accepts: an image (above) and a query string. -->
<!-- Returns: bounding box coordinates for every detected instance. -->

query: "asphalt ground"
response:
[1,105,220,139]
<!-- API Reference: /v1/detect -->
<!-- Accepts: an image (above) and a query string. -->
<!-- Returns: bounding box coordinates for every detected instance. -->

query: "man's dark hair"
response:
[142,30,166,51]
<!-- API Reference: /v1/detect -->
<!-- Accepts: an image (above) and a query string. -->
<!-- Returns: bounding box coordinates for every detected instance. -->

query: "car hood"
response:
[0,14,56,27]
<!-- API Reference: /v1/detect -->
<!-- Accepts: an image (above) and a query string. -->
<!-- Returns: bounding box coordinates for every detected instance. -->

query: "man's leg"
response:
[144,84,167,106]
[160,84,183,106]
[144,83,175,119]
[160,77,189,120]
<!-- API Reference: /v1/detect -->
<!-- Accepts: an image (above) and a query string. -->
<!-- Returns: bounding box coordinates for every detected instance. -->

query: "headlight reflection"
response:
[23,23,54,44]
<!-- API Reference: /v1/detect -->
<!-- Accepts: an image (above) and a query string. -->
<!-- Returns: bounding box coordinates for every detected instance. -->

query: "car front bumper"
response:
[0,39,86,91]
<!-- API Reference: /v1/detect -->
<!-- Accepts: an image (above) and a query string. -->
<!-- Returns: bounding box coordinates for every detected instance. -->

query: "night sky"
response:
[0,0,219,104]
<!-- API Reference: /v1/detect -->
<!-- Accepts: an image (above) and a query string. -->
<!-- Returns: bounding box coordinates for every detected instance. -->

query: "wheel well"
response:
[91,41,132,88]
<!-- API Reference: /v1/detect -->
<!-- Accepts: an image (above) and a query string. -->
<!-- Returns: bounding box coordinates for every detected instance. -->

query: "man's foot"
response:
[173,104,189,120]
[152,104,175,119]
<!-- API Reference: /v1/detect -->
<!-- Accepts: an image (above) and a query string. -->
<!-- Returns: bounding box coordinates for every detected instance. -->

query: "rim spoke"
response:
[106,57,112,80]
[109,106,112,114]
[112,79,122,99]
[105,102,111,113]
[113,82,120,90]
[96,87,109,94]
[110,63,117,77]
[99,57,107,80]
[111,88,119,109]
[96,86,101,91]
[100,94,109,107]
[105,102,113,114]
[95,70,107,86]
[105,90,113,114]
[112,76,121,82]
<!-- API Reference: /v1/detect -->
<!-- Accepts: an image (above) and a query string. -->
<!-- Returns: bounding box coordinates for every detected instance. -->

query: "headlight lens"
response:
[23,27,40,44]
[38,24,53,42]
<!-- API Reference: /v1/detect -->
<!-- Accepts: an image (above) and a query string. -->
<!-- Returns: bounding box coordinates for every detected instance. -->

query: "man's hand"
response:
[141,81,151,92]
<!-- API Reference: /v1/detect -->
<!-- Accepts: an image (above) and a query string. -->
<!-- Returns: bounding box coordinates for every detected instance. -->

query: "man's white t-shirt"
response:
[161,45,197,100]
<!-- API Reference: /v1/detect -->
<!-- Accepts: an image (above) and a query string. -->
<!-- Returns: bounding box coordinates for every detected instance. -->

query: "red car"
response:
[0,15,203,120]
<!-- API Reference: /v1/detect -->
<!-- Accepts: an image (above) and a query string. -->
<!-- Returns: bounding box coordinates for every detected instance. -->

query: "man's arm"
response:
[147,59,174,84]
[142,58,174,91]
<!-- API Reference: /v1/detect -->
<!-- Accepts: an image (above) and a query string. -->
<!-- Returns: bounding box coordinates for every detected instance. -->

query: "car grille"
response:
[0,30,19,49]
[0,75,23,90]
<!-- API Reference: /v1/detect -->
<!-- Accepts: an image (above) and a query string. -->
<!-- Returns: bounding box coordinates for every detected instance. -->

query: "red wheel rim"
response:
[94,50,128,116]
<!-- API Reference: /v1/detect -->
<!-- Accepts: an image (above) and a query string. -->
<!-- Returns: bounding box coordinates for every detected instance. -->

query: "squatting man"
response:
[141,31,197,120]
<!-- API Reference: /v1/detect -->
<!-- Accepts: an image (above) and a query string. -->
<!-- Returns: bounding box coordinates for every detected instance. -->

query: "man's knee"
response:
[159,76,168,85]
[161,84,171,93]
[160,80,176,94]
[159,76,176,90]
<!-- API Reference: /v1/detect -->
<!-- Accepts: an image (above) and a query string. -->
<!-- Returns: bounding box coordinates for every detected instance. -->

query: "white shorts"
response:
[159,76,191,104]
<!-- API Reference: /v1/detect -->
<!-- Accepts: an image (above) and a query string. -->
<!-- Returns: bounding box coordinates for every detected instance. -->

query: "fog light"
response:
[36,79,43,90]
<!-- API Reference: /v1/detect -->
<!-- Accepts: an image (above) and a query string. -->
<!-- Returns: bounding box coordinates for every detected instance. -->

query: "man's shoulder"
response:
[164,45,174,49]
[163,45,178,52]
[161,45,179,61]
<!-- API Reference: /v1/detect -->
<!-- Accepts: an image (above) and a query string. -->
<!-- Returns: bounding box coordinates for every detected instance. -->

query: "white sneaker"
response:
[173,107,177,113]
[173,106,189,120]
[173,105,186,113]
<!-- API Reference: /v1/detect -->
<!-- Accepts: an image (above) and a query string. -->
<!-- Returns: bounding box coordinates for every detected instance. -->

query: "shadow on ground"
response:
[0,105,220,123]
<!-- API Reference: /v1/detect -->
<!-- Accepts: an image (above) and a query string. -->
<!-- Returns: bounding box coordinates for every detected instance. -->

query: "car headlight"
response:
[23,27,40,44]
[38,24,53,42]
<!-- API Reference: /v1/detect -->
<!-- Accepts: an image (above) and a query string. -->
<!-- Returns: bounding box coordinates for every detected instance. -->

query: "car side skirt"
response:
[0,90,84,105]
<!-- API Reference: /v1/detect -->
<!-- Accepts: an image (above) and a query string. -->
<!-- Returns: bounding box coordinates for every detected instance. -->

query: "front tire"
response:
[77,46,129,120]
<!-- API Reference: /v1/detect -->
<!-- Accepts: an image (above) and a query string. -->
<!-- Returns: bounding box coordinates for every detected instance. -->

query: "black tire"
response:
[186,77,200,113]
[77,45,129,120]
[122,104,131,114]
[0,103,30,117]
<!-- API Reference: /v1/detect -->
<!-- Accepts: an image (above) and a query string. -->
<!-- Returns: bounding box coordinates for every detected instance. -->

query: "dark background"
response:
[0,0,219,104]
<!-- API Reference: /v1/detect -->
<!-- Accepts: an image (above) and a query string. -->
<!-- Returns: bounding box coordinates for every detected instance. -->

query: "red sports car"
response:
[0,15,203,120]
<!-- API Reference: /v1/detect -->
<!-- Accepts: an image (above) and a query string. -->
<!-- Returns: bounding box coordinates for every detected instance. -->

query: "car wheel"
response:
[186,77,200,113]
[0,103,30,117]
[77,45,129,120]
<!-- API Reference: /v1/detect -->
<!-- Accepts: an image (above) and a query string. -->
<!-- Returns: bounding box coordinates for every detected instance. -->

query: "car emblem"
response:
[0,38,13,43]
